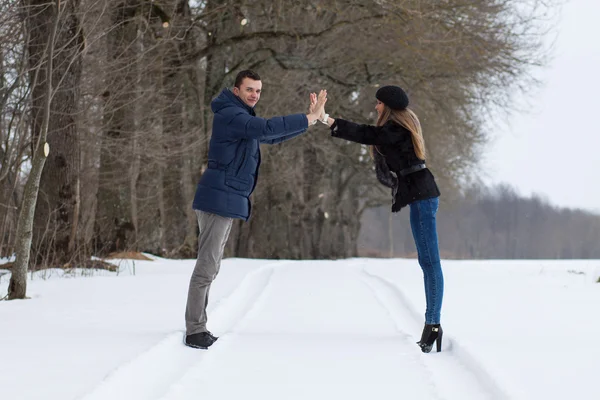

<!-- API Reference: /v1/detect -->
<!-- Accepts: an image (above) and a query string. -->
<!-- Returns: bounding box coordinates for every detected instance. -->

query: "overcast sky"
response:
[482,0,600,213]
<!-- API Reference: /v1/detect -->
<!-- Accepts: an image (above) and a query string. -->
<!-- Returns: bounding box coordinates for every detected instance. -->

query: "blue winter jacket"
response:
[192,89,308,221]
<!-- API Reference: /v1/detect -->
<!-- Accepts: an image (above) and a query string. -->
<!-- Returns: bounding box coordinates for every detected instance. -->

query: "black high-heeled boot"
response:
[418,324,443,353]
[416,323,427,345]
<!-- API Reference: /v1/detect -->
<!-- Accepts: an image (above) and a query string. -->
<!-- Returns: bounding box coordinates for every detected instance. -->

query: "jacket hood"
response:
[211,88,256,115]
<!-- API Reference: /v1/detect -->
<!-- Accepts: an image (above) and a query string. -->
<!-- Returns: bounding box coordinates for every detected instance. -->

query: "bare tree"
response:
[8,0,64,299]
[31,0,85,268]
[1,0,558,271]
[208,0,554,259]
[0,0,30,259]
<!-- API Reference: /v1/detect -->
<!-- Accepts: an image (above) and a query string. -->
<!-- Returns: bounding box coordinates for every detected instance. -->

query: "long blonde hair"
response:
[373,105,427,160]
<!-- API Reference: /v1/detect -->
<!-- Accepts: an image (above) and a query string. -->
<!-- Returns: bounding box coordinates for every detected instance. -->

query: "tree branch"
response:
[187,14,386,62]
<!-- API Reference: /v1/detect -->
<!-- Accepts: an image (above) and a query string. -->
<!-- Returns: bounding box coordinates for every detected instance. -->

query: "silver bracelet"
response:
[320,113,329,125]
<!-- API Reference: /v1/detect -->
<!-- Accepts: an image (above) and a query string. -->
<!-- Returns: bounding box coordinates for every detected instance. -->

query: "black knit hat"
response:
[375,85,409,110]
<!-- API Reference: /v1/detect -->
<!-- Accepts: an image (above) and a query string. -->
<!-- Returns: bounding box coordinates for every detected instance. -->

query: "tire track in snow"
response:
[353,269,446,400]
[157,265,280,400]
[78,261,284,400]
[360,268,511,400]
[159,261,449,400]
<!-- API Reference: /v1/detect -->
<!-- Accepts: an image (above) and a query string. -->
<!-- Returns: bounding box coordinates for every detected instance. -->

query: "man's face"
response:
[233,78,262,107]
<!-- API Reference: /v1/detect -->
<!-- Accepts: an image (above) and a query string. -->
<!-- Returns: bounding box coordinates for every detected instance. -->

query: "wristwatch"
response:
[320,113,329,125]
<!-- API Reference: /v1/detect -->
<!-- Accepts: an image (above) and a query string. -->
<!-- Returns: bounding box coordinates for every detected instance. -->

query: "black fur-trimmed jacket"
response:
[331,118,440,212]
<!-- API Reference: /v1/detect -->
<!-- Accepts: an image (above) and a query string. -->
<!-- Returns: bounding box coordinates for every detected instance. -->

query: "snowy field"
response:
[1,256,599,400]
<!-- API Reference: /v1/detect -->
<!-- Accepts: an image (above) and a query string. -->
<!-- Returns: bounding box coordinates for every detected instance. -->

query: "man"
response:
[184,70,327,349]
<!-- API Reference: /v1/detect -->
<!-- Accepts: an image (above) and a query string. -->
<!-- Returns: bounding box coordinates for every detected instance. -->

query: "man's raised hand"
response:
[306,90,327,126]
[315,90,327,118]
[309,92,317,114]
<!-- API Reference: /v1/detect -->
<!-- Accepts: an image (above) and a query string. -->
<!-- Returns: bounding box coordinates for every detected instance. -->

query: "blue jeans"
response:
[409,197,444,324]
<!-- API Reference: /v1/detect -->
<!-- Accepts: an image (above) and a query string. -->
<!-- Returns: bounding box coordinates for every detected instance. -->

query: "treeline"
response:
[359,184,600,259]
[0,0,554,278]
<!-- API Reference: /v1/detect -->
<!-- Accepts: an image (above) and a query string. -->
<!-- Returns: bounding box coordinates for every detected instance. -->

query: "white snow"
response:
[1,256,599,399]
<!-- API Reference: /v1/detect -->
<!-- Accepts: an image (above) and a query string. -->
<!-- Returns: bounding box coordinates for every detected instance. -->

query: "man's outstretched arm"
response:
[223,90,327,141]
[260,129,306,145]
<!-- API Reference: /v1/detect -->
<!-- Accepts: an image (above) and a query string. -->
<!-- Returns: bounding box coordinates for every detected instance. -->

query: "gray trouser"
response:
[185,210,233,335]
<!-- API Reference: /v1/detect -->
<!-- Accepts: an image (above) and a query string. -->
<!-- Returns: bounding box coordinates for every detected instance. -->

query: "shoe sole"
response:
[185,342,209,349]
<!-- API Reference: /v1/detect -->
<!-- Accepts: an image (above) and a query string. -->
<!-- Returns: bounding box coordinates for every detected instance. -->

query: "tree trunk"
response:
[32,104,82,265]
[32,0,83,267]
[78,0,109,254]
[8,144,48,299]
[95,4,138,254]
[8,0,62,298]
[160,0,194,254]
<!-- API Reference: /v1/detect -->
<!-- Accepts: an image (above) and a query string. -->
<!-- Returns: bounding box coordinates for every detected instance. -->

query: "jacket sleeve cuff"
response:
[330,119,338,133]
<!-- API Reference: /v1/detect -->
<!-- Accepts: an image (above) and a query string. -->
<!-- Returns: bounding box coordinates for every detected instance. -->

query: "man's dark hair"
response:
[234,70,261,88]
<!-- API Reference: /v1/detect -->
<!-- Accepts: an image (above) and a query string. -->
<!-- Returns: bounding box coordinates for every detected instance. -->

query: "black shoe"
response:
[185,332,215,349]
[417,324,443,353]
[207,331,219,342]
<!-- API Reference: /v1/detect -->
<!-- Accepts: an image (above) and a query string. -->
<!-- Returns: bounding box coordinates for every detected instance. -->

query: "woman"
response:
[321,85,444,353]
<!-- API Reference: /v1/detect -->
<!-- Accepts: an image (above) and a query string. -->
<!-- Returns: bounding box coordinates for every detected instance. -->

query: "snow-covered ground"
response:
[1,256,599,400]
